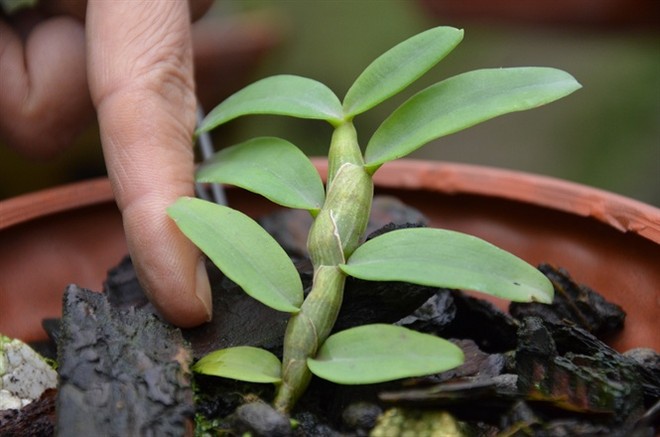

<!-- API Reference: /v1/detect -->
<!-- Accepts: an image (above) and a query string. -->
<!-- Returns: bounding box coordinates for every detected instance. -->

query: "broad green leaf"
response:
[340,228,554,303]
[364,67,582,169]
[343,26,463,118]
[197,75,344,133]
[168,198,303,312]
[193,346,282,384]
[307,324,463,384]
[197,137,325,212]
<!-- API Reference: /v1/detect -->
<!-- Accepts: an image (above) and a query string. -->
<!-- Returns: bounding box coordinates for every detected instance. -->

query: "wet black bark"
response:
[0,389,56,436]
[56,285,194,436]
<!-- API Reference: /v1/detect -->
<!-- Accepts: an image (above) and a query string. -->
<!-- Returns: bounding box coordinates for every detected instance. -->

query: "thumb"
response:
[87,2,212,326]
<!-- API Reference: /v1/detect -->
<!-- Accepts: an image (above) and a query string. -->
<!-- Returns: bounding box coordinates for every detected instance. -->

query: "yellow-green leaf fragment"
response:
[193,346,282,384]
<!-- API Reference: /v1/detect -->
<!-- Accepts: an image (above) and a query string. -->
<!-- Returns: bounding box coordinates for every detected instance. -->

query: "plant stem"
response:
[273,122,374,413]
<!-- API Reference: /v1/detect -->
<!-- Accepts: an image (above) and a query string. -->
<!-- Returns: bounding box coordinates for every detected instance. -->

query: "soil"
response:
[1,196,658,436]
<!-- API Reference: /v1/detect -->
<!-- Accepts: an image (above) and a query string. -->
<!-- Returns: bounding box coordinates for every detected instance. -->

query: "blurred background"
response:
[1,0,658,205]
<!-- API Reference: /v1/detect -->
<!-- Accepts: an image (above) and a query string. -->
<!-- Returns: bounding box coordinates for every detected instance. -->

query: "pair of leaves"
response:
[197,26,464,133]
[177,138,324,314]
[169,203,553,317]
[193,325,463,386]
[197,25,580,172]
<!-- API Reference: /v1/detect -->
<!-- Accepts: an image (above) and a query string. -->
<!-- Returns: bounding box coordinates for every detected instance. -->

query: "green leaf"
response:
[168,197,303,312]
[197,75,344,133]
[343,26,463,118]
[193,346,282,384]
[340,228,554,303]
[364,67,582,169]
[307,324,463,384]
[197,137,325,212]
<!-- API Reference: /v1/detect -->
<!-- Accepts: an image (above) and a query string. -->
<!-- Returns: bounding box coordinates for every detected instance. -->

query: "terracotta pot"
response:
[418,0,660,29]
[1,159,658,352]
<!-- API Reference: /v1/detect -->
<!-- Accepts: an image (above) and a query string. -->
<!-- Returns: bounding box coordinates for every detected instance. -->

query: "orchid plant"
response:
[168,26,580,414]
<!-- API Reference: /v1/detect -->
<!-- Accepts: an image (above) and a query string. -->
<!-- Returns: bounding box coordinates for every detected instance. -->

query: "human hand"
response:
[0,1,278,327]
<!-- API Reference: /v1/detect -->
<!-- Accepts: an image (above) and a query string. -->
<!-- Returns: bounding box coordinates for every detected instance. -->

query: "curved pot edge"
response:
[0,178,114,230]
[2,161,659,243]
[1,160,658,350]
[346,159,660,243]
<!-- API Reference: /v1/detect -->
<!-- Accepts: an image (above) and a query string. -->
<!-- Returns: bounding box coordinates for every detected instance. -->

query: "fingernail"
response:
[195,258,213,322]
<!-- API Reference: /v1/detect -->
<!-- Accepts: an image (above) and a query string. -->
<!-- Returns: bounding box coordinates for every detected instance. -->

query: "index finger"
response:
[86,1,212,326]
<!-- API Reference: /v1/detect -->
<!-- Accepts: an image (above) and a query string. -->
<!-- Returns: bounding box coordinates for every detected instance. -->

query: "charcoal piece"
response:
[341,401,382,432]
[625,348,660,369]
[448,291,519,352]
[443,339,508,381]
[526,318,660,408]
[367,195,429,231]
[0,388,56,436]
[624,348,660,405]
[397,290,457,331]
[499,400,540,432]
[525,420,612,436]
[399,289,518,352]
[542,319,617,357]
[510,264,625,340]
[630,399,660,437]
[335,277,436,332]
[30,322,59,361]
[378,377,516,407]
[516,316,557,356]
[292,411,340,437]
[56,285,194,436]
[377,340,516,423]
[516,317,645,423]
[104,255,155,312]
[502,400,619,436]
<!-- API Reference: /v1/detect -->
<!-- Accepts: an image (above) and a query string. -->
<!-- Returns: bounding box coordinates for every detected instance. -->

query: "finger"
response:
[39,0,213,22]
[87,1,212,327]
[0,16,93,159]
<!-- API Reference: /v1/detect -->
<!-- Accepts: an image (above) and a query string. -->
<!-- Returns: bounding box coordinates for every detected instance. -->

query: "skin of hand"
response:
[0,0,219,327]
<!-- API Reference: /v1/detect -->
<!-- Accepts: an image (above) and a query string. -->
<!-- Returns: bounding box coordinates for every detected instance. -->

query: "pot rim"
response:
[0,177,115,230]
[315,158,660,243]
[2,159,659,243]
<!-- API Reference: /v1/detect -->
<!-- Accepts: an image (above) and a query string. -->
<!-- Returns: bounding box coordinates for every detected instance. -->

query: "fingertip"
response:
[124,205,213,329]
[149,252,213,329]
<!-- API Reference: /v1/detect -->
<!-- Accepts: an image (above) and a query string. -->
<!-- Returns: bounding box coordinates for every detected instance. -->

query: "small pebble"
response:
[0,335,57,411]
[232,401,292,437]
